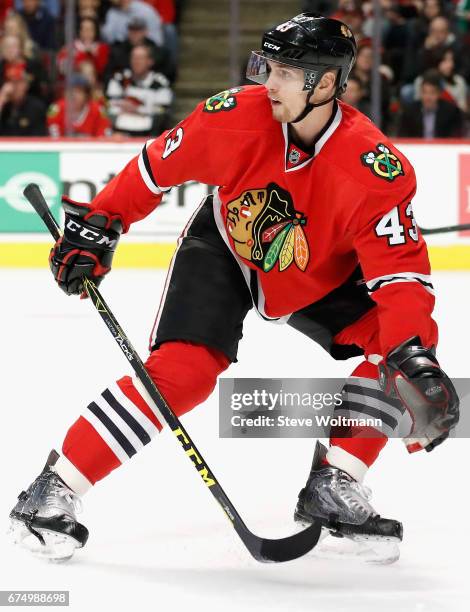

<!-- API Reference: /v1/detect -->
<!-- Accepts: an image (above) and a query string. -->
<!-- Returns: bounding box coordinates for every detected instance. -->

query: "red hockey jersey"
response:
[91,85,437,356]
[47,99,112,138]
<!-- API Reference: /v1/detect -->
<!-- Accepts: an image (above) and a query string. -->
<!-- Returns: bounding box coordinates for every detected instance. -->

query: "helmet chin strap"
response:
[290,90,337,124]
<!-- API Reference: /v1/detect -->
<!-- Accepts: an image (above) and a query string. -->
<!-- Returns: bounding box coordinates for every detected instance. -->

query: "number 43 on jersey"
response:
[375,203,418,246]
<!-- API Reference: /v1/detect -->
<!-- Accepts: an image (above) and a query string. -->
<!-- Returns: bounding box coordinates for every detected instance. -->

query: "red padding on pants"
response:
[142,341,229,417]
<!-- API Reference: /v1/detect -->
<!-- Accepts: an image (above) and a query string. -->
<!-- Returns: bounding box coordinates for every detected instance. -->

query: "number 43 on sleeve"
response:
[375,203,418,246]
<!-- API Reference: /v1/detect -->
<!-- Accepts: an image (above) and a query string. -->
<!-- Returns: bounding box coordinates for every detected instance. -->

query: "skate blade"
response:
[296,521,400,565]
[7,519,81,562]
[324,530,400,565]
[344,534,400,565]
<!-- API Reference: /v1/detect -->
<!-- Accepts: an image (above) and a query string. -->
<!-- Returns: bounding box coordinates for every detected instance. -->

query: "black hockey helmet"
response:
[246,13,357,121]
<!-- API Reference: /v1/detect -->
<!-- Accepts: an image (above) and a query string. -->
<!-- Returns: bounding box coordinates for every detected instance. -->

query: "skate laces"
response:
[350,481,372,501]
[57,488,83,514]
[338,473,373,502]
[336,476,374,519]
[47,473,82,514]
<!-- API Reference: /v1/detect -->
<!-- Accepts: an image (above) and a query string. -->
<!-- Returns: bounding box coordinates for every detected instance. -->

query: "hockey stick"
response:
[22,183,322,563]
[420,223,470,235]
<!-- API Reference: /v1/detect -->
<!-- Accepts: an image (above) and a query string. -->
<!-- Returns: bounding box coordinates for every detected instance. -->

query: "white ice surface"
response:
[1,269,469,612]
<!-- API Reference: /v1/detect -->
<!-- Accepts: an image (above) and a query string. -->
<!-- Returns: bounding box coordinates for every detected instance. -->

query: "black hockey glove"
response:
[378,336,459,453]
[49,198,123,295]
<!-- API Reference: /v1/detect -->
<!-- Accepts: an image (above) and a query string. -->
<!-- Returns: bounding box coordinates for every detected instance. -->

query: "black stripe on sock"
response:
[87,402,137,458]
[102,388,151,445]
[343,384,405,414]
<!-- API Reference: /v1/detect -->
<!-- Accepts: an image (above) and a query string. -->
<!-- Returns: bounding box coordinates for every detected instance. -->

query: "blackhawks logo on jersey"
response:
[361,143,404,182]
[204,87,243,113]
[226,183,309,273]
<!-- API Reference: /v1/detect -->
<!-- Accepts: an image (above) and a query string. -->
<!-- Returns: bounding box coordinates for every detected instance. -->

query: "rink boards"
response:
[0,138,469,269]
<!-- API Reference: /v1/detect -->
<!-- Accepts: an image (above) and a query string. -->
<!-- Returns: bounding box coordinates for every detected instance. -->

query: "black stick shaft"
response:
[420,223,470,235]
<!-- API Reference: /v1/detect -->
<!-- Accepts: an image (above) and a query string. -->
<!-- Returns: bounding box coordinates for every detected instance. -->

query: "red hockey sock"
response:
[60,341,229,488]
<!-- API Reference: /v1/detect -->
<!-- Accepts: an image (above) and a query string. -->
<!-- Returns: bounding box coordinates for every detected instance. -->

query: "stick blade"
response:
[23,183,47,213]
[23,183,61,240]
[240,521,323,563]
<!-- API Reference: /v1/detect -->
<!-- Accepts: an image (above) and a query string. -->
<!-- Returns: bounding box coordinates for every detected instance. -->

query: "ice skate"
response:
[294,442,402,564]
[8,450,88,562]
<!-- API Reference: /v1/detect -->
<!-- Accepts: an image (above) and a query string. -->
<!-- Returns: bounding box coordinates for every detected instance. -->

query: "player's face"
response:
[264,60,308,123]
[226,189,267,259]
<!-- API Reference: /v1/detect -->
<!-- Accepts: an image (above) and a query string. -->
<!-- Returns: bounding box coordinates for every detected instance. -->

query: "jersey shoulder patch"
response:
[203,87,244,113]
[199,85,276,135]
[360,142,405,183]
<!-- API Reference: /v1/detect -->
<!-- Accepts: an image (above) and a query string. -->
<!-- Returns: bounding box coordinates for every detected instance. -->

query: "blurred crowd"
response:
[1,0,470,139]
[307,0,470,137]
[0,0,182,137]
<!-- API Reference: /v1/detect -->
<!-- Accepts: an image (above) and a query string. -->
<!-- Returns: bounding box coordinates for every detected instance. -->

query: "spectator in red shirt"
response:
[47,73,112,137]
[57,18,109,79]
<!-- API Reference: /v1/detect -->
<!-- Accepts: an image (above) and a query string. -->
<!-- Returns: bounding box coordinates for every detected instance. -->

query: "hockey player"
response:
[9,14,458,562]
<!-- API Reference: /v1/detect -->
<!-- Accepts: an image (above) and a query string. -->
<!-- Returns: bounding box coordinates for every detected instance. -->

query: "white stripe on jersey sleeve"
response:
[366,271,434,295]
[138,146,161,195]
